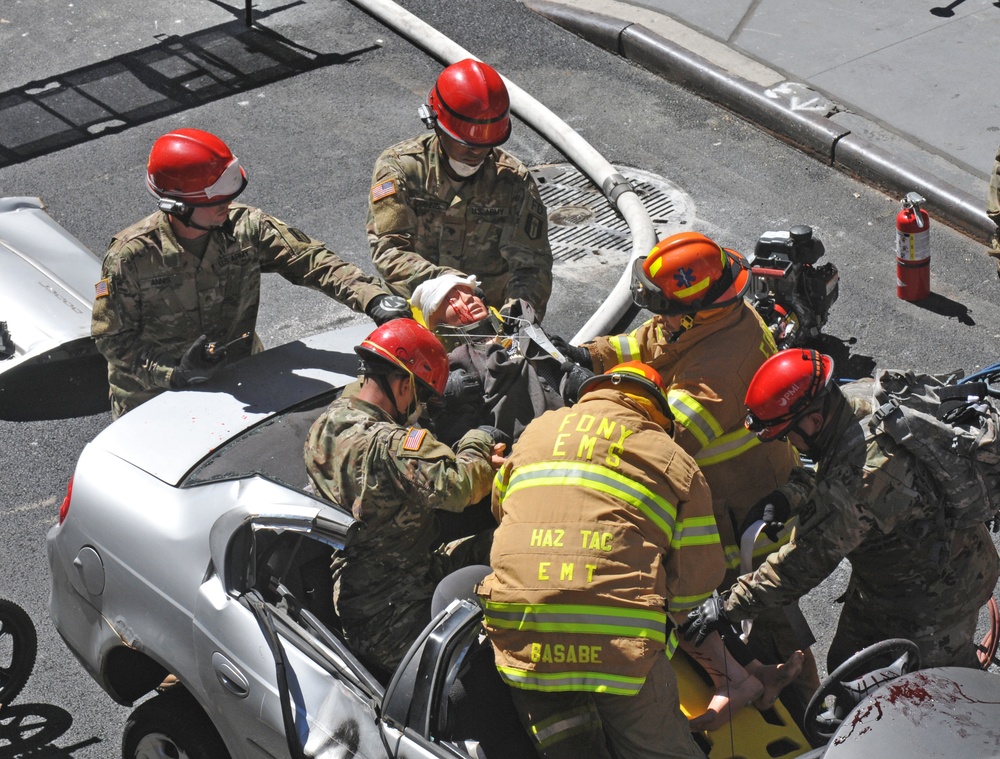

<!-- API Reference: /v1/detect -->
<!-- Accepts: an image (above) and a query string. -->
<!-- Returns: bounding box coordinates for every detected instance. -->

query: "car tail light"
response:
[59,477,74,525]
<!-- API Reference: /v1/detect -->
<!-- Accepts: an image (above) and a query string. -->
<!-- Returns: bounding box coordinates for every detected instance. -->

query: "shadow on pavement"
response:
[0,703,101,758]
[0,350,109,422]
[813,333,877,380]
[0,11,378,169]
[930,0,967,17]
[915,292,976,326]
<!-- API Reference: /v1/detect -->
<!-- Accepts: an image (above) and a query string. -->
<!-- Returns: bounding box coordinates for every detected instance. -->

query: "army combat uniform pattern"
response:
[725,390,1000,670]
[988,143,1000,273]
[479,388,724,759]
[92,205,389,416]
[304,395,496,673]
[367,133,553,318]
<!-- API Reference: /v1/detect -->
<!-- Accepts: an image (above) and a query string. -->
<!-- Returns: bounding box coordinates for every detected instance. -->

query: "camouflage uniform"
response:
[725,388,1000,670]
[92,205,390,417]
[304,394,496,673]
[988,143,1000,275]
[367,133,553,318]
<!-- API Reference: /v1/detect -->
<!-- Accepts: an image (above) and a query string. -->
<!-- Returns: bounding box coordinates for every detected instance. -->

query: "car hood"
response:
[0,197,108,420]
[90,323,370,486]
[822,667,1000,757]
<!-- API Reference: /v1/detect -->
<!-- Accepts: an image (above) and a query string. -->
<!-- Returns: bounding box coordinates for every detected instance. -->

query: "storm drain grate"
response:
[529,163,695,267]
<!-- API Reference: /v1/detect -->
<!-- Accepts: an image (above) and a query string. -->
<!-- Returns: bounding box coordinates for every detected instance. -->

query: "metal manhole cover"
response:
[530,163,695,266]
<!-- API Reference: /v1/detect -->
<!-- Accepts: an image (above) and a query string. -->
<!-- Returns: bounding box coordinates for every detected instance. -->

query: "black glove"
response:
[444,369,483,404]
[679,592,729,647]
[549,335,593,371]
[740,491,791,543]
[561,363,594,404]
[499,299,517,320]
[366,294,411,326]
[499,298,537,325]
[761,497,791,542]
[477,424,512,448]
[171,334,226,389]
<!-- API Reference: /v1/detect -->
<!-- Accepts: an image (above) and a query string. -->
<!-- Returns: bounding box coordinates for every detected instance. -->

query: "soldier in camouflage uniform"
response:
[367,59,552,319]
[92,128,408,418]
[988,143,1000,277]
[304,319,505,674]
[682,349,1000,671]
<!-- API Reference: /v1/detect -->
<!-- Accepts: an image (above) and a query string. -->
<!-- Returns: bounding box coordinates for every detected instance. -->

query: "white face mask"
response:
[447,156,484,178]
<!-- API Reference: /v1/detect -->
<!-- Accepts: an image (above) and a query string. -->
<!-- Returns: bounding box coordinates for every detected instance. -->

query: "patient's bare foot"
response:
[747,650,805,710]
[688,675,764,732]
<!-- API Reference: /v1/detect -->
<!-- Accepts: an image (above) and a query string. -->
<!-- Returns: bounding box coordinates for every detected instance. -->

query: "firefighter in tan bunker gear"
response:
[556,232,818,708]
[479,362,724,759]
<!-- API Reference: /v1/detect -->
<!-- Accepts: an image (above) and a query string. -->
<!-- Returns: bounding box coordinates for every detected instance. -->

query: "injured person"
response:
[410,273,592,445]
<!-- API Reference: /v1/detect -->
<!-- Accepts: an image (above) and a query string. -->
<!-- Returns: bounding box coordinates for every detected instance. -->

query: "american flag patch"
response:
[402,427,427,451]
[94,278,110,298]
[371,179,397,202]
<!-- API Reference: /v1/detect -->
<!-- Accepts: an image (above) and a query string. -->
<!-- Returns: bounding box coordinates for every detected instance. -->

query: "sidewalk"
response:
[524,0,999,244]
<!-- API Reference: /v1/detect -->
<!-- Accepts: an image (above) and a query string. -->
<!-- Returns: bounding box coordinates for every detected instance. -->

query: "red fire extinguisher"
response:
[895,192,930,301]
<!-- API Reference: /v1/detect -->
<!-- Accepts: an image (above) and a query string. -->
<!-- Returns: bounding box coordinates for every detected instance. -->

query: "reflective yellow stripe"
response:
[724,543,742,571]
[668,389,724,449]
[670,514,721,549]
[502,461,679,541]
[666,629,678,659]
[695,427,761,467]
[530,704,598,749]
[674,275,711,300]
[668,389,762,467]
[483,601,667,643]
[494,467,509,501]
[611,334,641,365]
[668,591,714,614]
[497,666,647,695]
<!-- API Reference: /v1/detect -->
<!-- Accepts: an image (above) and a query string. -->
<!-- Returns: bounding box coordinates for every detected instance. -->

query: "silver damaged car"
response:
[47,324,534,759]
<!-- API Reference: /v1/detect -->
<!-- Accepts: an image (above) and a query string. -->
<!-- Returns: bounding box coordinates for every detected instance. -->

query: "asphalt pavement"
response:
[526,0,1000,243]
[1,0,999,755]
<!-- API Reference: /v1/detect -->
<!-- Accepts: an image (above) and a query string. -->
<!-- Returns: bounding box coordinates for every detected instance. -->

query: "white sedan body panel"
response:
[48,444,229,691]
[47,323,467,759]
[96,324,369,485]
[0,196,101,368]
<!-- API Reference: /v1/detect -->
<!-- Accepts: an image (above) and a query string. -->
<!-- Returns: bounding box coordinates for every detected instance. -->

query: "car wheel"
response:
[0,598,37,709]
[122,690,232,759]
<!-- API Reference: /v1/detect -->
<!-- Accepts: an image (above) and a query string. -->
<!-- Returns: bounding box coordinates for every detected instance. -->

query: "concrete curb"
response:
[525,0,995,244]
